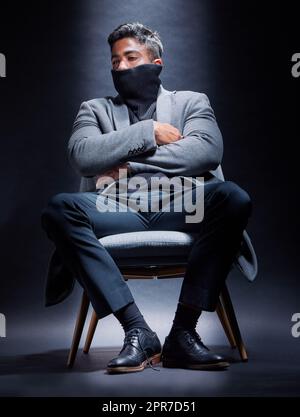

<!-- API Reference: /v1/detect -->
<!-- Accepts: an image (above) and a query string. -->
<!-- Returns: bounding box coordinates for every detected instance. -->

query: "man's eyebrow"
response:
[111,49,141,60]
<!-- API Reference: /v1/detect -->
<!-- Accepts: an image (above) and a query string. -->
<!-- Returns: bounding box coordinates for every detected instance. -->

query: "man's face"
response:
[111,37,162,71]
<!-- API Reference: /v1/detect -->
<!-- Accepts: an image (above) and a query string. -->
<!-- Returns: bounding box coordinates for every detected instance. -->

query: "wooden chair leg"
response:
[216,299,237,348]
[67,290,90,368]
[83,310,99,354]
[220,284,248,361]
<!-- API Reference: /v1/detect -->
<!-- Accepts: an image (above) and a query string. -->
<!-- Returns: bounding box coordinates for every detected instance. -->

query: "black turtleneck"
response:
[111,63,162,119]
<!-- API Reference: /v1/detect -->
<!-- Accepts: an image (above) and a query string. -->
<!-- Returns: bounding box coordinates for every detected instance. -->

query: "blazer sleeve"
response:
[67,100,157,177]
[127,93,224,176]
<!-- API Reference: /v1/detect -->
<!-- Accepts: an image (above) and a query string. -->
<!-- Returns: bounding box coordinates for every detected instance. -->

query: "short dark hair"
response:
[107,22,163,60]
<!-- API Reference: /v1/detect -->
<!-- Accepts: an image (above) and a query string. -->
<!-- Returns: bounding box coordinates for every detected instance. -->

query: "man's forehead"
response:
[111,48,142,59]
[111,39,145,57]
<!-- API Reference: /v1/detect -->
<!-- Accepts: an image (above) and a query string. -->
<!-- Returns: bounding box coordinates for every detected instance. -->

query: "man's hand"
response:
[153,121,184,145]
[95,162,130,189]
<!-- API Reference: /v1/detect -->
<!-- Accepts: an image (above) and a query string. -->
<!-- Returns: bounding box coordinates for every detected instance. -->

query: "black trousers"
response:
[41,179,252,319]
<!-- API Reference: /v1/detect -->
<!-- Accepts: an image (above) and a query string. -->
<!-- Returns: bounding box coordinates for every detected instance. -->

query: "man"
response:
[41,22,254,373]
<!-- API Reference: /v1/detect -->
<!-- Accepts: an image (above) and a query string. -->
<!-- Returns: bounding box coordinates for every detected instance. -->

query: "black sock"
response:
[170,302,202,333]
[114,302,152,333]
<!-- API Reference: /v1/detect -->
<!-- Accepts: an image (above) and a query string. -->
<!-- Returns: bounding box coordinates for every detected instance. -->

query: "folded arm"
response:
[67,100,157,177]
[127,93,224,176]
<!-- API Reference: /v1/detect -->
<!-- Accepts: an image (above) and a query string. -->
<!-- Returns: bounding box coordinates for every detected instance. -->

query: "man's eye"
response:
[128,57,137,61]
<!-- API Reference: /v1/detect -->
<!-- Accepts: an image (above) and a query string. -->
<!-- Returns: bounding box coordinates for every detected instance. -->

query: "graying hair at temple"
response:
[107,22,164,60]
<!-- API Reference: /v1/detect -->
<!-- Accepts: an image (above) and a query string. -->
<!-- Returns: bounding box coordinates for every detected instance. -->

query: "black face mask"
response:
[111,63,162,110]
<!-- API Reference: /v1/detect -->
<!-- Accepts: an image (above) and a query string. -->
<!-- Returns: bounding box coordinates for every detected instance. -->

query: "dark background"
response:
[0,0,299,396]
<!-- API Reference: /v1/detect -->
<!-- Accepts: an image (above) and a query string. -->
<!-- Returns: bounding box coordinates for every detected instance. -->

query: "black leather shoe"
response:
[106,328,162,373]
[161,329,229,370]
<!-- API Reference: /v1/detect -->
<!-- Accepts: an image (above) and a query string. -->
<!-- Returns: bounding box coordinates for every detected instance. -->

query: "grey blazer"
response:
[44,85,258,307]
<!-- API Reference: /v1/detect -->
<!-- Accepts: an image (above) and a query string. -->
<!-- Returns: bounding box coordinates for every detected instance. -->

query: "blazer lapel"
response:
[156,85,175,124]
[111,84,176,129]
[111,95,129,130]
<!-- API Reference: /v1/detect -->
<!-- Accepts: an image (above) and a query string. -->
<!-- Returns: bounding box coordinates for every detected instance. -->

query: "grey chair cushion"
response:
[98,229,257,281]
[99,231,197,260]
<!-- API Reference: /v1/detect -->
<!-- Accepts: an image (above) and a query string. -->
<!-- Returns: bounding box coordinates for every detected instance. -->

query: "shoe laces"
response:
[123,331,139,347]
[138,336,160,372]
[123,329,160,372]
